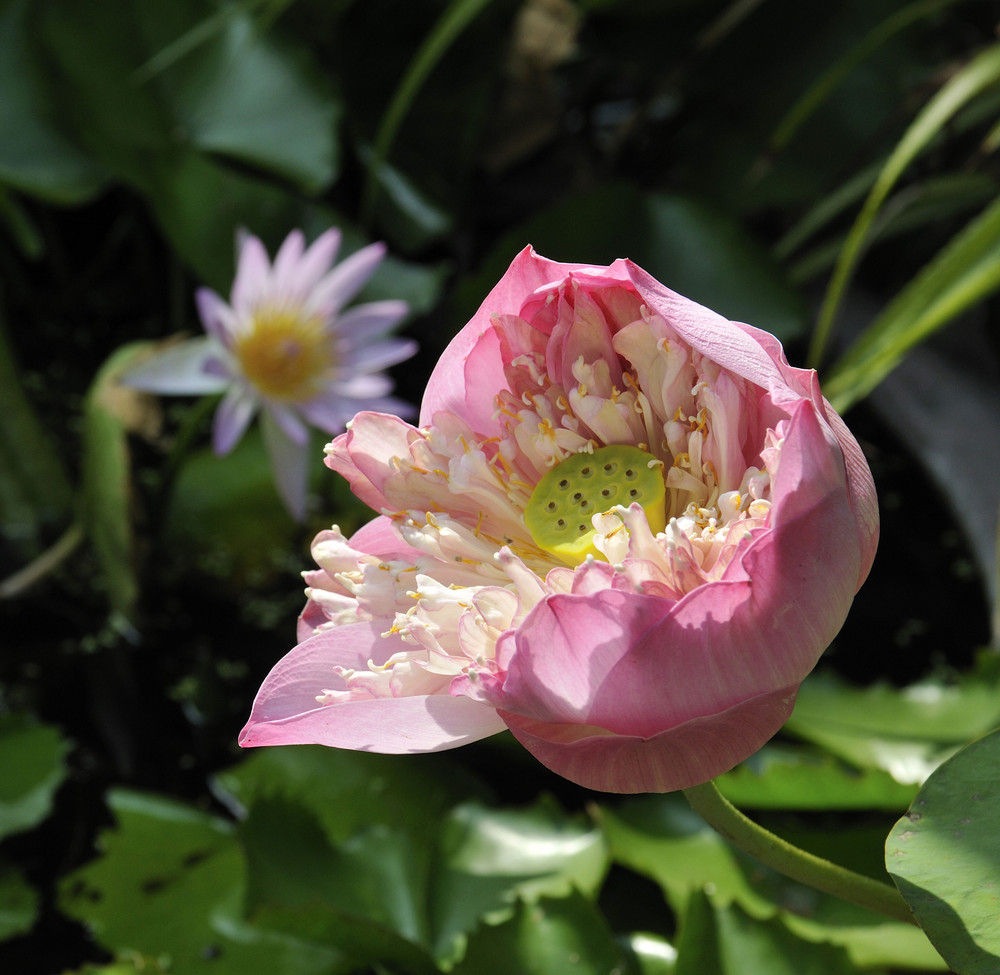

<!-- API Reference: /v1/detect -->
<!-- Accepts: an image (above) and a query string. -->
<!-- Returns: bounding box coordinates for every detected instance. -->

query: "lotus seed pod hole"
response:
[524,444,666,564]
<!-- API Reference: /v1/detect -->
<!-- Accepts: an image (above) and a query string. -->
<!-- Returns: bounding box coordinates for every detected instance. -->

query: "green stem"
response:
[682,779,916,926]
[0,520,85,599]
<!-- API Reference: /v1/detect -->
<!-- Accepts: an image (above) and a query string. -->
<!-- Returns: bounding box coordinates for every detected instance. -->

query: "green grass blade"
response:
[823,191,1000,412]
[769,0,958,154]
[361,0,494,223]
[808,40,1000,368]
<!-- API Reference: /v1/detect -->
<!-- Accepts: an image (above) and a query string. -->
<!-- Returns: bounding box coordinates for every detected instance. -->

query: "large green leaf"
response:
[451,892,626,975]
[597,794,943,971]
[0,0,106,202]
[887,728,1000,973]
[0,861,38,942]
[786,668,1000,785]
[0,714,69,842]
[716,745,917,811]
[239,797,441,974]
[138,1,340,193]
[221,748,609,968]
[59,789,344,975]
[431,797,609,964]
[35,0,338,195]
[215,744,487,846]
[675,890,856,975]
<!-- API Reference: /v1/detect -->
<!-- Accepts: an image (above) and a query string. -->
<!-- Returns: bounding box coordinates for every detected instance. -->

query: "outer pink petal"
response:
[420,246,597,429]
[496,400,861,790]
[239,623,507,752]
[624,260,809,399]
[822,402,879,586]
[500,685,797,793]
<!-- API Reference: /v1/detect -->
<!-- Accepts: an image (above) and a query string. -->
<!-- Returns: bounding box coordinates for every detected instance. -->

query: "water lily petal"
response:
[336,300,410,340]
[121,336,229,394]
[261,410,309,520]
[311,241,386,314]
[212,383,257,455]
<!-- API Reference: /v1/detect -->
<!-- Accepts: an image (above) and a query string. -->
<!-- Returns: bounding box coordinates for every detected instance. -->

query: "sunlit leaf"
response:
[451,892,625,975]
[215,744,487,845]
[59,789,344,975]
[619,931,678,975]
[887,728,1000,973]
[431,797,609,963]
[240,797,440,974]
[597,794,943,971]
[0,861,38,942]
[0,714,70,842]
[675,890,857,975]
[786,668,1000,784]
[810,40,1000,365]
[716,745,917,811]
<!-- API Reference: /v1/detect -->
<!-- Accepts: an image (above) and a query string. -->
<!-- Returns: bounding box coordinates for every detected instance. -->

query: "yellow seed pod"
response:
[524,445,666,565]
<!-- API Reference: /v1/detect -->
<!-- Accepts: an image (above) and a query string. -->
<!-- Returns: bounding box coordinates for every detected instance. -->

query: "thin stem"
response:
[0,520,85,599]
[682,779,916,926]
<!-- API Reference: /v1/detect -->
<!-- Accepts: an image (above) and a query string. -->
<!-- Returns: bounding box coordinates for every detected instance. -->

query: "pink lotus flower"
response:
[240,247,878,793]
[123,228,416,520]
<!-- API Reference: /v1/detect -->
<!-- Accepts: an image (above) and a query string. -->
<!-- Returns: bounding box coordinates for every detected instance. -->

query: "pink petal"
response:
[420,246,599,430]
[500,685,797,793]
[239,623,507,752]
[324,412,420,511]
[821,401,880,586]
